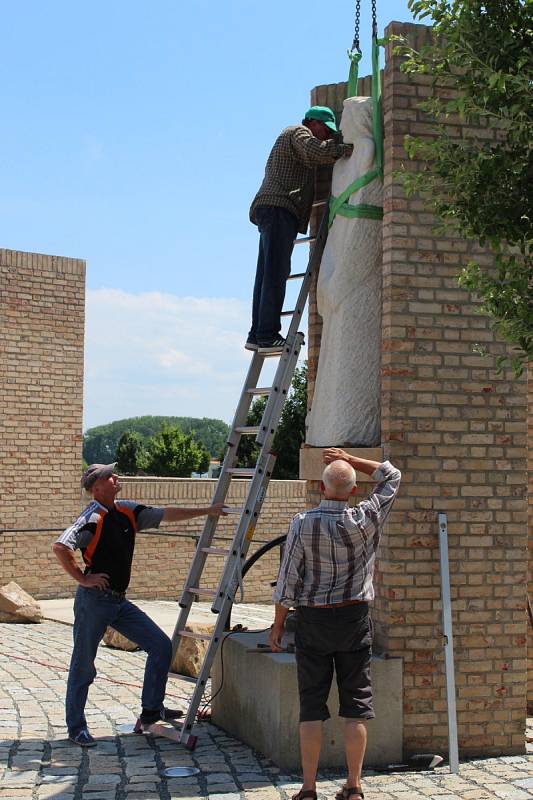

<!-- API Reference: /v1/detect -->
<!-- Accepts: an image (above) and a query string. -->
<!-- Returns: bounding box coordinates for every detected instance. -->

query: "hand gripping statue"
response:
[306,96,383,448]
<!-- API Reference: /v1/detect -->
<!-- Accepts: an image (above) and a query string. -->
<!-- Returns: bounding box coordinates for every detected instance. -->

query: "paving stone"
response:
[207,784,239,793]
[37,793,75,800]
[86,773,121,784]
[206,773,237,783]
[514,778,533,788]
[209,794,242,800]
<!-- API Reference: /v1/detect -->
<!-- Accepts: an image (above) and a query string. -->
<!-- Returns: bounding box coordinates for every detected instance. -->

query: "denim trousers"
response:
[66,586,172,736]
[249,206,299,342]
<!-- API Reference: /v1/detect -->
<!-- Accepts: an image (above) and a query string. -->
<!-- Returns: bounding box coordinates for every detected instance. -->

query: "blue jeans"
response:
[249,206,299,343]
[66,586,172,736]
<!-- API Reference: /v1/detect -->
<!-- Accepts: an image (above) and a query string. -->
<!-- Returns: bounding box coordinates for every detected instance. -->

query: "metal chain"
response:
[372,0,378,38]
[352,0,361,53]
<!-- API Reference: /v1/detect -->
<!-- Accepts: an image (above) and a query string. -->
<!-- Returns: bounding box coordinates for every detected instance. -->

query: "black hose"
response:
[225,534,287,630]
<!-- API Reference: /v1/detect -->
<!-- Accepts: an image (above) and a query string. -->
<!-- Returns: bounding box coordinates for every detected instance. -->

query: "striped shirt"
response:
[273,461,401,608]
[250,125,351,234]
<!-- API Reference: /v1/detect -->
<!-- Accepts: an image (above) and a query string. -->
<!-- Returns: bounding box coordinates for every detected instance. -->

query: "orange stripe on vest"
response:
[83,511,105,568]
[83,504,138,569]
[115,503,138,533]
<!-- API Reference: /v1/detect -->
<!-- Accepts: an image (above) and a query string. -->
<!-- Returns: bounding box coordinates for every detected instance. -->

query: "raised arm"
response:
[323,447,381,476]
[162,503,227,523]
[291,127,353,168]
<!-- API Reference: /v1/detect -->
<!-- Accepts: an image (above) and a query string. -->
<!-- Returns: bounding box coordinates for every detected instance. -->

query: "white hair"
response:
[322,460,357,495]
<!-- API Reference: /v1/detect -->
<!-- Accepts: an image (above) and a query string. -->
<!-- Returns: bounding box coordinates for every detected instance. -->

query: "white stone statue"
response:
[306,96,383,447]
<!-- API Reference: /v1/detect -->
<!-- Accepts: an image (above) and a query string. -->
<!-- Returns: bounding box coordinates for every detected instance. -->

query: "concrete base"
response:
[212,629,402,770]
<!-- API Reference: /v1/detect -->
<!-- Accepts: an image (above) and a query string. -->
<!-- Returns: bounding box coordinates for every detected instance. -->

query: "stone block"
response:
[0,581,42,623]
[211,630,402,769]
[103,627,139,651]
[171,623,215,678]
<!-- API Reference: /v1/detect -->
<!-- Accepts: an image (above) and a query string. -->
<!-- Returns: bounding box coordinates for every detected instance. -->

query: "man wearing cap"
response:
[53,463,226,747]
[246,106,353,351]
[269,449,401,800]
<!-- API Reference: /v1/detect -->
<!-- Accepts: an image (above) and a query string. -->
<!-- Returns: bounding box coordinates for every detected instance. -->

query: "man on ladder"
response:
[246,106,353,351]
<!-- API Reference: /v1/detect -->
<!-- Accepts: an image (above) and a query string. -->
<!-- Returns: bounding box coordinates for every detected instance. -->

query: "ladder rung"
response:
[312,200,327,208]
[294,236,315,245]
[287,272,307,281]
[280,310,295,317]
[246,386,271,396]
[235,426,260,435]
[226,468,255,477]
[201,546,230,555]
[187,587,216,599]
[178,630,213,641]
[258,348,284,357]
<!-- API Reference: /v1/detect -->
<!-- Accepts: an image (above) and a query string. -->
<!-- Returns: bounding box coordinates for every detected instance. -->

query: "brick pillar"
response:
[307,22,528,757]
[0,249,85,589]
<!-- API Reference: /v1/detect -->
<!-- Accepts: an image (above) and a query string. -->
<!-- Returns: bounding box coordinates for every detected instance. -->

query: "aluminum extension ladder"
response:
[169,203,329,750]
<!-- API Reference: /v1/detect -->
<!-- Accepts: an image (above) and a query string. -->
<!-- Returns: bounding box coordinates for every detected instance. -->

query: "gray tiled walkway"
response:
[1,615,533,800]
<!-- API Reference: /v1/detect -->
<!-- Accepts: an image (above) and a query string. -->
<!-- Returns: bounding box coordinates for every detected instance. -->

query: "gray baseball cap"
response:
[81,462,117,490]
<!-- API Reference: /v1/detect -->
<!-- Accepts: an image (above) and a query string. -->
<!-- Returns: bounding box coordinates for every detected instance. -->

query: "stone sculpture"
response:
[306,96,383,447]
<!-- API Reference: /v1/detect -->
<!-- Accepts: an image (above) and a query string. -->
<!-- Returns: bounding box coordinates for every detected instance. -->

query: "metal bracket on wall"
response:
[438,512,459,774]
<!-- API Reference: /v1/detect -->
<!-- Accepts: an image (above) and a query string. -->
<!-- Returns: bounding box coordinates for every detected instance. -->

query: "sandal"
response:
[292,791,318,800]
[335,788,364,800]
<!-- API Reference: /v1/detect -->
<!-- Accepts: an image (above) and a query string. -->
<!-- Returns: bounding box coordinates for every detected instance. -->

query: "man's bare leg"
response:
[299,720,322,791]
[344,719,367,792]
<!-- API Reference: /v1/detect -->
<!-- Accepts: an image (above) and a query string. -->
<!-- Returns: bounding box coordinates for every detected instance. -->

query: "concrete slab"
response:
[211,629,403,770]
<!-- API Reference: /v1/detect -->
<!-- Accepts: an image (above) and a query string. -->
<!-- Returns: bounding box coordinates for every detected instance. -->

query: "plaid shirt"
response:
[250,125,350,234]
[273,461,401,608]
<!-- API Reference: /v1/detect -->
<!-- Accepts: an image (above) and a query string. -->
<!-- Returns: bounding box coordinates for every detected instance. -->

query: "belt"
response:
[100,588,126,601]
[311,599,366,609]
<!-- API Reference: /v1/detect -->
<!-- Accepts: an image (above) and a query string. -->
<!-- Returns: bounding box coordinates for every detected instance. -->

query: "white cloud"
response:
[84,288,307,431]
[84,289,251,429]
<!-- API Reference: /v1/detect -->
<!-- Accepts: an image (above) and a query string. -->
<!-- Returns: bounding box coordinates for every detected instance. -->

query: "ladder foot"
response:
[184,734,198,751]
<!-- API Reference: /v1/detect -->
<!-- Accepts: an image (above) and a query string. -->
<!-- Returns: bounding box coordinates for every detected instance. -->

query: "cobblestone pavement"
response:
[1,621,533,800]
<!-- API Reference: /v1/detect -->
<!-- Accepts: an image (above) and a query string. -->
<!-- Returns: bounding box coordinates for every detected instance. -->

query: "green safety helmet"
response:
[304,106,338,133]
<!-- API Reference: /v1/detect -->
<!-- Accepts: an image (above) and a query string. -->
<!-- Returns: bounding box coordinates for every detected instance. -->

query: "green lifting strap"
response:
[336,203,383,220]
[328,168,381,227]
[372,36,385,178]
[347,50,362,99]
[330,37,385,228]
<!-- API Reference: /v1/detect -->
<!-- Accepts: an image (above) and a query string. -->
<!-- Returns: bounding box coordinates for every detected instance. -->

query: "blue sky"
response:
[2,0,416,429]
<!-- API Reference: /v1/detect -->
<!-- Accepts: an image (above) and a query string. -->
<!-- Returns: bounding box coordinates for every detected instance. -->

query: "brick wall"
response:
[308,22,528,757]
[0,248,85,535]
[0,477,306,602]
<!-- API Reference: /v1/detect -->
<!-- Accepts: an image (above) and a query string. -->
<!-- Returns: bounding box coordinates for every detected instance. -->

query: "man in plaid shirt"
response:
[270,448,401,800]
[246,106,353,351]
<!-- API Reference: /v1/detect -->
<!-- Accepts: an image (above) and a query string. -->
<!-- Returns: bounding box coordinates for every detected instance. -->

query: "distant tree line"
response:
[83,416,230,478]
[115,425,211,478]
